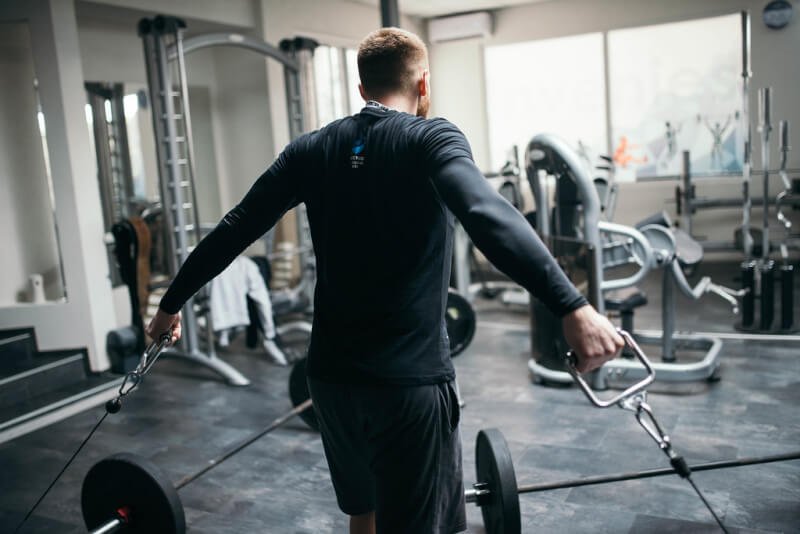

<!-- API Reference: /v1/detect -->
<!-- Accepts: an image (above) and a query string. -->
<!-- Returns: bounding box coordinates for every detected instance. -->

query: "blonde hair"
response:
[357,27,428,98]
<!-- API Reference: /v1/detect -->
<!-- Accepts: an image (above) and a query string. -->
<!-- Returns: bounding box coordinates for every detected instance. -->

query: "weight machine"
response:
[525,134,739,389]
[138,16,318,385]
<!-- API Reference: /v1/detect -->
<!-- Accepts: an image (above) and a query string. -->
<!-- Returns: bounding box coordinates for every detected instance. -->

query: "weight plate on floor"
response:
[446,289,476,357]
[82,452,185,534]
[475,428,520,534]
[288,357,319,431]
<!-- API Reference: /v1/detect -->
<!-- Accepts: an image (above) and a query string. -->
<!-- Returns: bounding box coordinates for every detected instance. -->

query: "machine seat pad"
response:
[673,228,703,267]
[604,286,648,312]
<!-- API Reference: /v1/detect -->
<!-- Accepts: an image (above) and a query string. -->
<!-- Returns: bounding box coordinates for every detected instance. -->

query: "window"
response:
[313,45,363,127]
[484,33,607,173]
[483,13,744,180]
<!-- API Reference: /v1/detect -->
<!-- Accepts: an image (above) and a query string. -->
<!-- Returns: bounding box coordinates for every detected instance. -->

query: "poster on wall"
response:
[607,14,744,181]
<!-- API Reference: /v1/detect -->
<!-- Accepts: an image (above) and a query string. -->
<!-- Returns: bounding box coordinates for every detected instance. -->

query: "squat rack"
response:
[138,16,318,385]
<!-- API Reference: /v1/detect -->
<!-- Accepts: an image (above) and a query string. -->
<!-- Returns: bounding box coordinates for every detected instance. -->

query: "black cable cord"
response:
[13,411,110,533]
[686,476,729,534]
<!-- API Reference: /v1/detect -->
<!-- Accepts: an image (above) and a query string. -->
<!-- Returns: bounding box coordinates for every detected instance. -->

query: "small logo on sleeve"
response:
[351,139,366,169]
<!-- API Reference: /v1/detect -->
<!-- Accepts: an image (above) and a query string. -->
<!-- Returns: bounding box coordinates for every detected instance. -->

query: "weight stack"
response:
[739,261,756,329]
[760,260,775,331]
[780,263,794,331]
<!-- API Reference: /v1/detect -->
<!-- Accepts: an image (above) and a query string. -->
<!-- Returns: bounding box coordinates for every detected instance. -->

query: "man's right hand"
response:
[561,304,624,373]
[146,309,182,345]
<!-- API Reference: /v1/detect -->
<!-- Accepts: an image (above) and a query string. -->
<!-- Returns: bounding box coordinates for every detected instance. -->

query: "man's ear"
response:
[418,70,428,97]
[358,83,367,101]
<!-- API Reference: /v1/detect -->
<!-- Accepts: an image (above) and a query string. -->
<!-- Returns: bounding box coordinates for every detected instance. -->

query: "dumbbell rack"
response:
[736,88,796,334]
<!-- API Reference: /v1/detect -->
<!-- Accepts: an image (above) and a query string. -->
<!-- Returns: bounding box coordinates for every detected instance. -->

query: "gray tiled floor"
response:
[1,262,798,533]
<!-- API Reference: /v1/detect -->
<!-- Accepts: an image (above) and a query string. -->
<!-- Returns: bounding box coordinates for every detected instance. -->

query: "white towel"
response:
[209,256,276,337]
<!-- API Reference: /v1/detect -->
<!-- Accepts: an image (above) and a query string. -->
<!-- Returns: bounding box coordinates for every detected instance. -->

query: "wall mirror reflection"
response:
[83,81,220,287]
[0,21,67,305]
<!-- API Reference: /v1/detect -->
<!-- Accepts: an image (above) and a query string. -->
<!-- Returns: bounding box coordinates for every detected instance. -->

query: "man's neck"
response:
[368,94,417,115]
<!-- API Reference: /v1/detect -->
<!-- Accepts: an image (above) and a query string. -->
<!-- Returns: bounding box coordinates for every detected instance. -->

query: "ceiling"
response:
[345,0,552,19]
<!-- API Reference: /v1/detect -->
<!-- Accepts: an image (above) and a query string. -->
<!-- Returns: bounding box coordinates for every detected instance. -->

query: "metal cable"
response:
[13,411,110,533]
[686,476,729,534]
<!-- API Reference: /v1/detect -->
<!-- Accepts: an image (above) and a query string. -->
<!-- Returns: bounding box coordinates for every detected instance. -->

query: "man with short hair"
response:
[148,27,623,534]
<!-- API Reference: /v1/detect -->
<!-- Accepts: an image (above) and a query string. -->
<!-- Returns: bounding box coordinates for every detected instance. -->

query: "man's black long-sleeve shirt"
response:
[160,104,587,385]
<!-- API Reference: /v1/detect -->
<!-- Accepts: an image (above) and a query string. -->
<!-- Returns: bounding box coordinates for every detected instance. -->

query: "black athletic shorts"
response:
[307,378,467,534]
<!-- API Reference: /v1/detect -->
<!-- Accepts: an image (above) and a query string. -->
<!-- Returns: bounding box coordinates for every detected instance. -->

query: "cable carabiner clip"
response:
[106,333,172,414]
[136,333,172,376]
[117,372,142,398]
[621,393,672,452]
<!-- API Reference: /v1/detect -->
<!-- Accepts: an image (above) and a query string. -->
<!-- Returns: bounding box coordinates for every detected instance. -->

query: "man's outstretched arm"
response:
[431,156,623,372]
[147,152,300,342]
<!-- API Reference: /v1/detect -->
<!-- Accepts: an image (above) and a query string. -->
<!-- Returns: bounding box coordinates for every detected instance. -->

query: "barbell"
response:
[466,427,800,534]
[80,330,800,533]
[80,420,800,534]
[466,331,800,533]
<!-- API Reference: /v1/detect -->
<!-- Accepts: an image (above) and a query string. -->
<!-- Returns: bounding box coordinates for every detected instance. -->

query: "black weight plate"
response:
[288,358,319,431]
[475,428,520,534]
[446,289,476,357]
[82,452,185,534]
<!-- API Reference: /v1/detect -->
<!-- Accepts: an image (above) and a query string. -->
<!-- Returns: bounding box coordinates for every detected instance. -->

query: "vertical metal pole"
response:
[740,11,753,258]
[780,264,794,330]
[453,224,471,298]
[296,43,318,306]
[760,260,775,330]
[337,47,351,115]
[86,87,116,228]
[141,18,196,355]
[759,87,772,260]
[740,260,756,328]
[174,27,203,247]
[156,40,190,266]
[602,32,614,160]
[281,38,318,139]
[681,151,692,236]
[281,38,319,308]
[172,22,220,356]
[110,83,135,216]
[380,0,400,27]
[662,263,676,362]
[157,29,198,356]
[140,24,180,279]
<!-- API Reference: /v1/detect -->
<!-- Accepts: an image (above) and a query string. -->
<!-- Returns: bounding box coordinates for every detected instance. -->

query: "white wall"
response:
[429,0,800,250]
[77,7,148,85]
[208,45,274,215]
[188,86,223,223]
[429,37,490,170]
[85,0,257,29]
